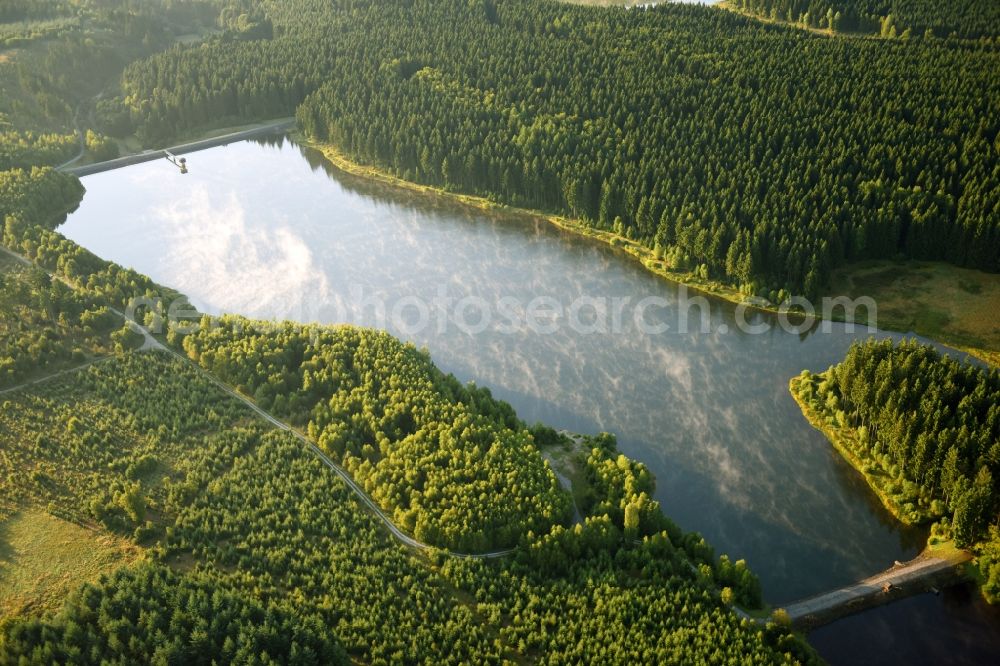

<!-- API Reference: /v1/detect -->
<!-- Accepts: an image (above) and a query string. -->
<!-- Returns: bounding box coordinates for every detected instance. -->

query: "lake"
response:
[58,137,997,659]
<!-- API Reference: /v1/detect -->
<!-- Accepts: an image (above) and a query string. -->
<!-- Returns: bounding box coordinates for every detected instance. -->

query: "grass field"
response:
[0,508,142,620]
[829,260,1000,366]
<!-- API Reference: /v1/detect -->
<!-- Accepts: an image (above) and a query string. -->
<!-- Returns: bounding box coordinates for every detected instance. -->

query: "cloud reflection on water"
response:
[60,138,930,602]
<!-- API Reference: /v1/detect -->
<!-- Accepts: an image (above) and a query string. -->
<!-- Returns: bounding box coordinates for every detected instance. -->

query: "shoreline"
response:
[788,373,933,527]
[59,126,998,367]
[301,137,998,366]
[61,118,295,177]
[788,372,990,604]
[300,136,786,315]
[789,373,925,527]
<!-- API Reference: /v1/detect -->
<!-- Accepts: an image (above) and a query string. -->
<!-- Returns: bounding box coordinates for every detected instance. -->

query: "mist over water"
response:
[61,138,938,603]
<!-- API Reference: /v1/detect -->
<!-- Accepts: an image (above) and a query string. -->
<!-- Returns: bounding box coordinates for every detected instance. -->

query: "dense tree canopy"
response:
[3,0,998,657]
[0,131,79,171]
[109,0,1000,300]
[734,0,1000,38]
[0,266,119,387]
[0,564,348,665]
[793,339,1000,546]
[525,432,764,607]
[0,352,810,664]
[0,353,249,529]
[172,315,572,552]
[0,167,83,226]
[0,0,228,134]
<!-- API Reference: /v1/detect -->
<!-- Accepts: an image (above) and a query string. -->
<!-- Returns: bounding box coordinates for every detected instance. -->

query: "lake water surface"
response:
[59,138,997,660]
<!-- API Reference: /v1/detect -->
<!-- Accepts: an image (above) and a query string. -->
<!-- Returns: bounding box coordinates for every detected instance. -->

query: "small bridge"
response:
[61,117,294,177]
[164,150,187,173]
[780,549,972,630]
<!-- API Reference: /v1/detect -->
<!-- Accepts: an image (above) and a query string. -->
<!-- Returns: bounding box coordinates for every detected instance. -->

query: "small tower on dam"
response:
[164,150,188,174]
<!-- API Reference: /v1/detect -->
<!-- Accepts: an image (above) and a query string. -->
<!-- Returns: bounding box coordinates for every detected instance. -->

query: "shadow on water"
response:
[810,584,1000,666]
[293,139,560,232]
[53,137,989,623]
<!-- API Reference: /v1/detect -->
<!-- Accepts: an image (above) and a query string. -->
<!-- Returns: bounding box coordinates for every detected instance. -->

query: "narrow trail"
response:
[11,229,969,619]
[119,312,518,559]
[0,356,111,397]
[3,215,516,562]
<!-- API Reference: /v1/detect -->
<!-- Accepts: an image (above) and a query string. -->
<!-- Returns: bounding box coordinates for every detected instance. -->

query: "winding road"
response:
[3,241,515,558]
[8,237,972,610]
[144,328,518,559]
[117,310,517,559]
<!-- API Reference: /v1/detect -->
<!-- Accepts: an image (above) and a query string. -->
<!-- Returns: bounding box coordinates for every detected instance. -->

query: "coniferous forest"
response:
[792,338,1000,604]
[107,0,1000,300]
[1,339,802,663]
[2,0,1000,663]
[794,339,1000,535]
[732,0,1000,38]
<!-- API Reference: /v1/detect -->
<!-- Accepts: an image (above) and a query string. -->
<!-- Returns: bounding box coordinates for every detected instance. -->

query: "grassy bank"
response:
[830,261,1000,367]
[789,372,929,526]
[301,138,778,313]
[302,138,999,368]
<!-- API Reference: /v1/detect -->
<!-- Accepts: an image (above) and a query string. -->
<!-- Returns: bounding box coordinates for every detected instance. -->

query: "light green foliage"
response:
[0,564,348,664]
[164,430,507,664]
[0,131,78,171]
[3,205,186,315]
[526,432,764,608]
[978,528,1000,604]
[0,167,83,227]
[581,432,661,535]
[83,129,118,162]
[441,551,802,664]
[109,321,143,352]
[732,0,1000,38]
[714,554,763,609]
[174,315,572,552]
[0,352,249,531]
[0,0,225,133]
[5,0,985,656]
[0,267,113,387]
[796,338,1000,550]
[3,348,807,664]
